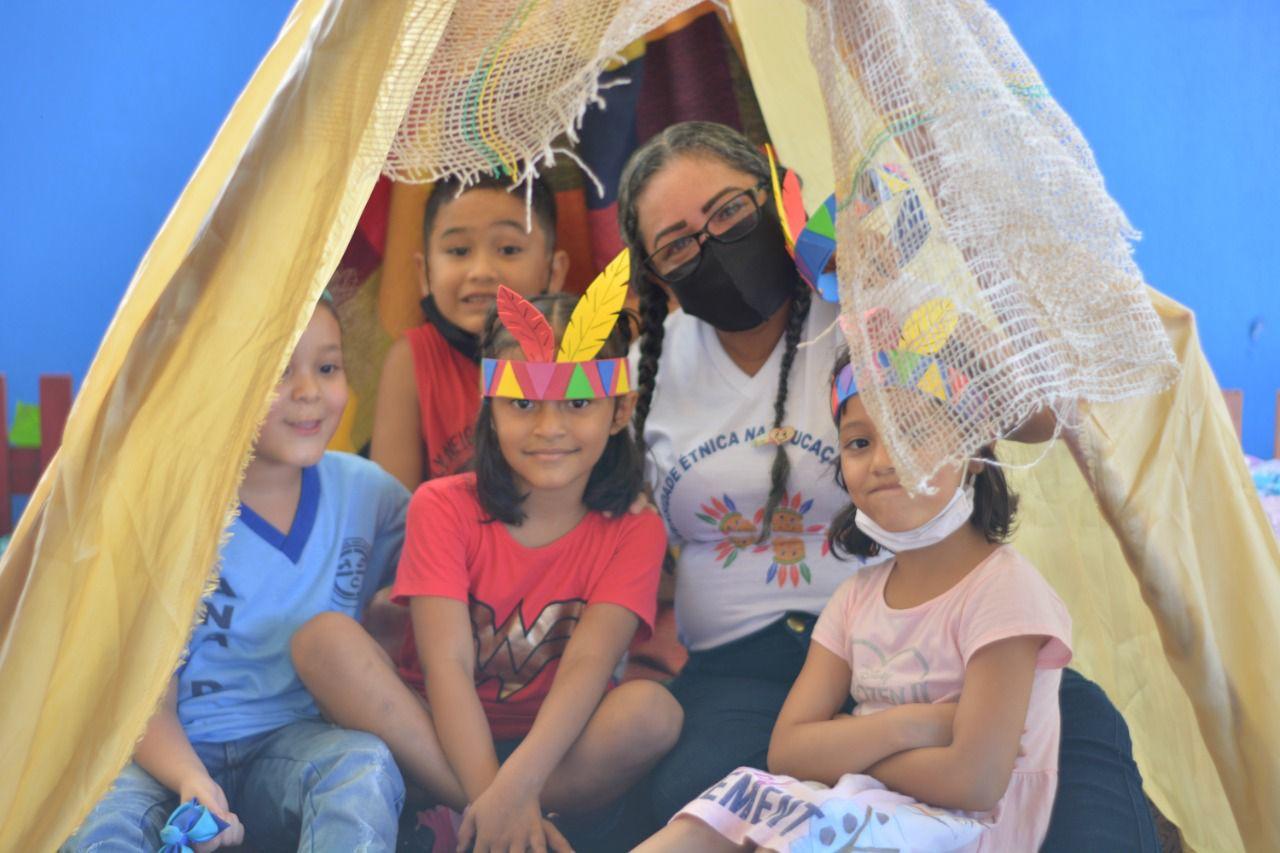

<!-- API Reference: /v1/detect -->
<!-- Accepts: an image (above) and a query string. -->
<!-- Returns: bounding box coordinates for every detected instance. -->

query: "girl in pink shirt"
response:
[639,341,1072,852]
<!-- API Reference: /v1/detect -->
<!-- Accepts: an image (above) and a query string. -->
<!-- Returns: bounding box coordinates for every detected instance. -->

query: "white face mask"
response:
[854,481,975,553]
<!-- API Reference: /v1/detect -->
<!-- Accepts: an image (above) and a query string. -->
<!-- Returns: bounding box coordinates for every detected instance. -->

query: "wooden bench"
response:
[1,373,73,536]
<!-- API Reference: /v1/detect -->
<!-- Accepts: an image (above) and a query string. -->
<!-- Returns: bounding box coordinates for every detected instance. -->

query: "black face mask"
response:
[667,211,799,332]
[420,294,480,363]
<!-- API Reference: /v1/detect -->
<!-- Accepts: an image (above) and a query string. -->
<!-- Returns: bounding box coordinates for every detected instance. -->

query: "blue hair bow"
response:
[157,799,229,853]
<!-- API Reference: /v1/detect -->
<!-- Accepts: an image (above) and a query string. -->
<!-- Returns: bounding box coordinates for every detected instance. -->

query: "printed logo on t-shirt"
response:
[695,490,829,587]
[189,577,239,698]
[695,766,985,850]
[659,424,837,524]
[430,425,475,478]
[471,597,585,701]
[852,639,932,705]
[331,537,372,608]
[696,494,759,567]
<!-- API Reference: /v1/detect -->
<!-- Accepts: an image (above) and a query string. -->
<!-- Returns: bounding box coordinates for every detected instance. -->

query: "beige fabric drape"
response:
[0,1,456,848]
[735,2,1280,850]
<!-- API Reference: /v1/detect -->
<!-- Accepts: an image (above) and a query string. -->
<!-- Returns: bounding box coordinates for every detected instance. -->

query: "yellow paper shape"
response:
[494,361,524,398]
[558,248,629,362]
[899,297,958,355]
[916,360,947,401]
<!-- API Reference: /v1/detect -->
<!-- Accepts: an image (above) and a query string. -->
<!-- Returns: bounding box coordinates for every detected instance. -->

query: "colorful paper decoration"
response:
[765,144,840,303]
[794,193,838,301]
[765,144,807,252]
[557,248,629,362]
[483,249,633,400]
[830,298,982,419]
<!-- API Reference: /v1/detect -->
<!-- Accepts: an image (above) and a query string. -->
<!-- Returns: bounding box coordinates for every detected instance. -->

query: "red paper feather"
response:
[780,169,808,246]
[496,286,556,361]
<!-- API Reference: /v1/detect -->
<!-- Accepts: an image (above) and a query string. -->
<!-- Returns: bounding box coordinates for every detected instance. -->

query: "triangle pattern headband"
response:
[482,249,633,400]
[830,298,985,419]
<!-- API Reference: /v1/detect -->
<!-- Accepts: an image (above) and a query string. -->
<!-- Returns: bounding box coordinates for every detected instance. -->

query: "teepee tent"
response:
[1,2,1276,851]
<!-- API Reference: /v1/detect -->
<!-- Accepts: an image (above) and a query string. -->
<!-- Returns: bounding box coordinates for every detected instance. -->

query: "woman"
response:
[615,121,1157,851]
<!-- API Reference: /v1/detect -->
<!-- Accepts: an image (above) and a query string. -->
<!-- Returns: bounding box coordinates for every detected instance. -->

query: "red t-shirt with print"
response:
[392,473,665,740]
[405,323,479,479]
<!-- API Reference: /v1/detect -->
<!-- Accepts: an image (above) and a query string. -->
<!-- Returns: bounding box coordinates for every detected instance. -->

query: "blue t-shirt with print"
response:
[178,451,409,744]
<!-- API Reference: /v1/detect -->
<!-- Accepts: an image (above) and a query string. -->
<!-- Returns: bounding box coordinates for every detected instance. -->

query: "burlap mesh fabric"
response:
[803,0,1178,489]
[385,0,1178,489]
[384,0,707,186]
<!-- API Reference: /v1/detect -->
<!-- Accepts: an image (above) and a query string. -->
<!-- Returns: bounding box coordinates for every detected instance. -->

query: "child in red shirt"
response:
[372,173,569,490]
[293,277,680,853]
[393,474,665,742]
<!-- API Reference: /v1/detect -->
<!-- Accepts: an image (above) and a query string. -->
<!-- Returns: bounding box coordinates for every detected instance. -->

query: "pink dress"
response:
[676,546,1072,852]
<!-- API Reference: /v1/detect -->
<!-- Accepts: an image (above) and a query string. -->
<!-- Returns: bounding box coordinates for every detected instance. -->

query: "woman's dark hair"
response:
[472,294,642,524]
[826,350,1018,559]
[618,121,810,539]
[422,172,558,251]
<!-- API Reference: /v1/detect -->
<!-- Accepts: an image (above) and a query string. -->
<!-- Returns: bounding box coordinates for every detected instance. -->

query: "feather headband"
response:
[765,144,838,303]
[482,249,633,400]
[830,299,985,420]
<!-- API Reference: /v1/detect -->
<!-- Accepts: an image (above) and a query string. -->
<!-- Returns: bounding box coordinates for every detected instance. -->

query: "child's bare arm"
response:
[865,635,1041,812]
[767,642,955,784]
[133,676,206,792]
[133,677,245,848]
[498,602,639,793]
[1005,406,1060,443]
[412,596,501,805]
[371,338,425,492]
[455,603,636,853]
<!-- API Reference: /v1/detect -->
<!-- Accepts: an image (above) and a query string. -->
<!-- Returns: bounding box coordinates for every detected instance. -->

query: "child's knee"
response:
[290,610,363,673]
[322,731,406,802]
[623,681,685,753]
[60,763,174,851]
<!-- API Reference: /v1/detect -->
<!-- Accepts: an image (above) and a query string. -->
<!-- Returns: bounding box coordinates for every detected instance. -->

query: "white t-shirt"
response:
[640,299,885,651]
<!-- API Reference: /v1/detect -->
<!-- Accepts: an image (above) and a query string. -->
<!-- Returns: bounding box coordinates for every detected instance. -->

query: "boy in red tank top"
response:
[372,174,568,490]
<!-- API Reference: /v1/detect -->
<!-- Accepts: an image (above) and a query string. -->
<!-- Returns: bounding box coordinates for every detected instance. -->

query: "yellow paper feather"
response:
[557,248,630,362]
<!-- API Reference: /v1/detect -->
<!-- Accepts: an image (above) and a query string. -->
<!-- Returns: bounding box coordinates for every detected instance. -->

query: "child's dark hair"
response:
[472,294,642,524]
[618,121,810,540]
[422,172,558,250]
[825,350,1018,559]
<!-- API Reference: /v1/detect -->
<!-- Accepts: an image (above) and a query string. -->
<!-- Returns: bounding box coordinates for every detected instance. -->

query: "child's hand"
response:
[178,775,245,851]
[457,786,572,853]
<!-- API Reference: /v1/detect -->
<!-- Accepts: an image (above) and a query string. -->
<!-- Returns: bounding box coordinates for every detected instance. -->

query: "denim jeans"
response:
[1043,669,1159,851]
[612,614,1158,852]
[62,719,404,852]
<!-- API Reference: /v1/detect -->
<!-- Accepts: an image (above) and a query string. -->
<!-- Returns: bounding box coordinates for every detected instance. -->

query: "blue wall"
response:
[0,0,296,429]
[1,2,1277,456]
[991,0,1280,456]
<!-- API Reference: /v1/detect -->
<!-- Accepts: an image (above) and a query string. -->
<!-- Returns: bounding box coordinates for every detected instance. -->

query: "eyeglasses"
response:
[643,182,769,282]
